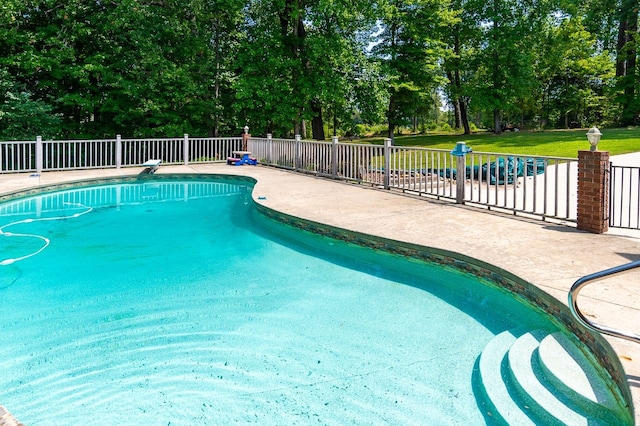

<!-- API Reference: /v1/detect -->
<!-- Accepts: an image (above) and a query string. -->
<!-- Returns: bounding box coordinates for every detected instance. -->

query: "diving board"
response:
[142,159,162,174]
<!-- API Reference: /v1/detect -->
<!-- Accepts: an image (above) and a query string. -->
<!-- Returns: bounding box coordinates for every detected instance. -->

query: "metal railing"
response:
[569,260,640,344]
[248,136,577,222]
[609,164,640,229]
[464,151,577,220]
[387,145,455,197]
[0,134,578,223]
[0,135,243,173]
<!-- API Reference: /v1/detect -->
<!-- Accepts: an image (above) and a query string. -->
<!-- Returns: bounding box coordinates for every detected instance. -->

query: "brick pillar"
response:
[577,150,609,234]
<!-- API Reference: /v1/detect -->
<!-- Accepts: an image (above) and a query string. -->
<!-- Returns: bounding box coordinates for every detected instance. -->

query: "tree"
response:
[235,0,375,139]
[233,0,302,136]
[0,0,244,138]
[535,16,616,128]
[97,0,244,137]
[615,0,639,125]
[578,0,639,125]
[464,0,552,133]
[0,68,61,140]
[442,0,472,133]
[371,0,455,139]
[0,0,634,140]
[302,3,376,139]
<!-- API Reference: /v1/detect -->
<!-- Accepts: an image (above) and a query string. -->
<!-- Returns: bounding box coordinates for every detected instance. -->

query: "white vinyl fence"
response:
[0,135,243,173]
[0,134,577,223]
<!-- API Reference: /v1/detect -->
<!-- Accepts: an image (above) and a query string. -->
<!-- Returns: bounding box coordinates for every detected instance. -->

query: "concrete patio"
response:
[0,163,639,422]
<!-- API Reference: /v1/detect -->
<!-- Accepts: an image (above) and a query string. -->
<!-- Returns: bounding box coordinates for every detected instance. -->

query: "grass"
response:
[356,127,640,158]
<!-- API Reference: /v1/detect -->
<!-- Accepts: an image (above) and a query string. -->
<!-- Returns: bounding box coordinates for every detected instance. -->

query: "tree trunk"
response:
[490,13,505,136]
[445,28,470,134]
[453,101,462,129]
[387,95,396,141]
[280,0,320,138]
[387,120,395,142]
[624,7,638,124]
[451,97,462,129]
[493,109,502,134]
[616,1,639,125]
[460,98,471,134]
[616,18,629,78]
[311,99,325,140]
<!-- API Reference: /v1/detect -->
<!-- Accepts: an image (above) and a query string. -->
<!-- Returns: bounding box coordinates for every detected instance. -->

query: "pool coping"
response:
[0,166,638,423]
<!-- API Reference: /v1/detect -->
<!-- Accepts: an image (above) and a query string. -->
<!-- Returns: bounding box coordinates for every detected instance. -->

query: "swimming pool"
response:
[0,176,632,424]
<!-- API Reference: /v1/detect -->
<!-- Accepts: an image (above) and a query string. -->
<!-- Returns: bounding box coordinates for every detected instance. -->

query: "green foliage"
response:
[0,68,61,140]
[462,0,549,131]
[371,0,456,137]
[233,0,378,138]
[0,0,636,140]
[0,0,245,138]
[535,16,616,128]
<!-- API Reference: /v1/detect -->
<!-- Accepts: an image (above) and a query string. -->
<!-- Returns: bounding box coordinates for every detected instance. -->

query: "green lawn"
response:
[357,127,640,158]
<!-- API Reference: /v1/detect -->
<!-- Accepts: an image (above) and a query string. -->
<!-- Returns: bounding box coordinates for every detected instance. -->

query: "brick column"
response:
[577,150,609,234]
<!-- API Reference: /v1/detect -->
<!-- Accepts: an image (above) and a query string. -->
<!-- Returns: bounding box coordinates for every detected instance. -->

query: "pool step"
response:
[477,329,630,425]
[477,329,536,425]
[537,332,623,420]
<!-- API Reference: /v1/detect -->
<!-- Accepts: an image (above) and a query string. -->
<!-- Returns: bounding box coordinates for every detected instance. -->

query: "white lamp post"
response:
[586,127,602,152]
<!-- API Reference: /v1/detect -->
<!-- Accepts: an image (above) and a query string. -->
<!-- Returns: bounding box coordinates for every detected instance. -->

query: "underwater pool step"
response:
[477,329,536,424]
[507,329,590,425]
[537,332,626,423]
[477,329,631,425]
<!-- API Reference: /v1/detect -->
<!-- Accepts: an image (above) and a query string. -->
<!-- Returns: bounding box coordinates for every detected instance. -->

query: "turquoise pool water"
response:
[0,178,562,424]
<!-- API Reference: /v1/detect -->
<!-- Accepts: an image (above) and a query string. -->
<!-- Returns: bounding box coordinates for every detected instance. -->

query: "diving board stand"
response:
[142,159,162,174]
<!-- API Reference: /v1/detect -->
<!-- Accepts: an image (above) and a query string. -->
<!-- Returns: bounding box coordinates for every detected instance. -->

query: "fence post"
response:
[384,138,391,190]
[451,142,472,204]
[331,136,339,178]
[35,136,43,173]
[577,150,609,234]
[295,134,301,170]
[183,133,189,165]
[456,156,465,204]
[115,134,122,169]
[267,133,273,165]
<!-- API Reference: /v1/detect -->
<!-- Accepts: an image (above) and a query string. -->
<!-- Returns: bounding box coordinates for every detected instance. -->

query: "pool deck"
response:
[1,163,639,422]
